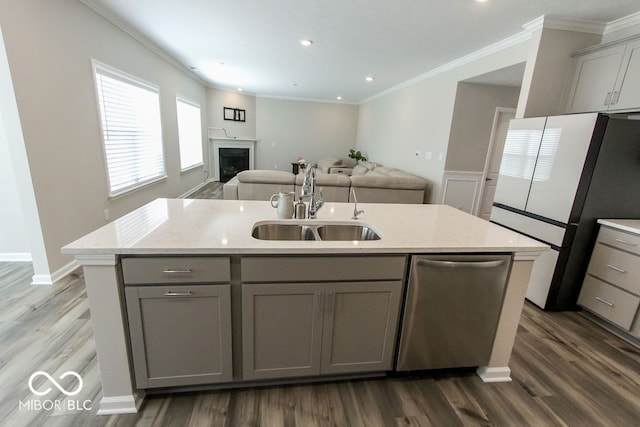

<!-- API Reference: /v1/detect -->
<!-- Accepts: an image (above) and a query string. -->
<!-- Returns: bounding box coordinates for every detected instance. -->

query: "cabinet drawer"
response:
[240,255,407,282]
[597,226,640,256]
[122,257,230,285]
[578,275,640,330]
[587,244,640,295]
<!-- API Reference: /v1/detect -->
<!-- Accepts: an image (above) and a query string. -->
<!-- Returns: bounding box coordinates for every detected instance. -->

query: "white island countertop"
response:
[62,198,547,255]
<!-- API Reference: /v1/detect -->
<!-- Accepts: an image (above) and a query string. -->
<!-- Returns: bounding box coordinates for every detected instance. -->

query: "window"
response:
[176,97,204,171]
[93,61,165,197]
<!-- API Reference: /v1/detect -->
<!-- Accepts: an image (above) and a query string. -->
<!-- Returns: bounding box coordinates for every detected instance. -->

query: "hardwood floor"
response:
[1,261,639,426]
[188,182,224,199]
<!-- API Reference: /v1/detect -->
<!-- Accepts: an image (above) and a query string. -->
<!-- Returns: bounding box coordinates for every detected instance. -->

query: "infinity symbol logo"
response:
[28,371,83,396]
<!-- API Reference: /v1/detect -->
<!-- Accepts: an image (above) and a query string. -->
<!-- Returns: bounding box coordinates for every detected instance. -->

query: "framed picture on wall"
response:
[223,107,246,122]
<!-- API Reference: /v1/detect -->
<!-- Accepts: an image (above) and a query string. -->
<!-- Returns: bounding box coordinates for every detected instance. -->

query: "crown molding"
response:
[360,29,532,104]
[604,10,640,35]
[522,15,606,34]
[256,94,358,105]
[361,14,619,104]
[79,0,209,87]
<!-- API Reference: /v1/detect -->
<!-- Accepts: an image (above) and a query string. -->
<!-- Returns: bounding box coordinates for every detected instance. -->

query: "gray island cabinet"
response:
[122,257,233,388]
[62,199,547,415]
[241,256,405,380]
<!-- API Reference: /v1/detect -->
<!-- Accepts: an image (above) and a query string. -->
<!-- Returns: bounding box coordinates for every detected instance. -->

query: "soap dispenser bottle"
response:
[295,200,306,219]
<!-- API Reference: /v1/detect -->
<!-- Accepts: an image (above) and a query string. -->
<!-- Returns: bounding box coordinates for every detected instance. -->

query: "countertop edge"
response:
[597,219,640,236]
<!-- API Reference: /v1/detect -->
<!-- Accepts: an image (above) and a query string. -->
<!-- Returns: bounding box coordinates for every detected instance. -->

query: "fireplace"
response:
[209,136,256,182]
[219,148,249,182]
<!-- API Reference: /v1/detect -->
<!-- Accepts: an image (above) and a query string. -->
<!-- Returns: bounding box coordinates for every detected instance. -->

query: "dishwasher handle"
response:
[416,259,507,269]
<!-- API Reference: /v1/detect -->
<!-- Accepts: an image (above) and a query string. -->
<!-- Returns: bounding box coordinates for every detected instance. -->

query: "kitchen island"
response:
[62,198,547,415]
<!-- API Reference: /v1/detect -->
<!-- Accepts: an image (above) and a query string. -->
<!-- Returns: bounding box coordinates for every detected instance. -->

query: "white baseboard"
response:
[476,366,512,383]
[179,180,211,198]
[0,252,32,262]
[96,392,145,415]
[31,259,81,286]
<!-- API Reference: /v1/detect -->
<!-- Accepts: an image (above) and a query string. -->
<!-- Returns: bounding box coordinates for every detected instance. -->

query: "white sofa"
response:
[224,160,429,203]
[223,170,295,201]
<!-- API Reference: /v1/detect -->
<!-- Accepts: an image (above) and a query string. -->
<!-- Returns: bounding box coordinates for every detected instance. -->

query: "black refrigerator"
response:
[490,112,640,310]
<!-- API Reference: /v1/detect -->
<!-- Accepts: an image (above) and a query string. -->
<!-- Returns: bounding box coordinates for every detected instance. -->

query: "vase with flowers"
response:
[297,156,307,171]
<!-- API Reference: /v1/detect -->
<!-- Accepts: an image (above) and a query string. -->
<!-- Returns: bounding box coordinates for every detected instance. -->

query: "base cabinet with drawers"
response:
[123,257,233,388]
[578,222,640,339]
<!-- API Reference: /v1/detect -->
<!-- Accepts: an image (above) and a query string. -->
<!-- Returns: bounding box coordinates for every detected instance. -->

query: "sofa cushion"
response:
[349,172,427,190]
[295,173,351,187]
[358,161,379,171]
[352,165,369,175]
[237,170,294,184]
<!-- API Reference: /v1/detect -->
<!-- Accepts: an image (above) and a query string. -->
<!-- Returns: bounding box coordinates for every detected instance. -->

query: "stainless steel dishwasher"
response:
[396,254,511,371]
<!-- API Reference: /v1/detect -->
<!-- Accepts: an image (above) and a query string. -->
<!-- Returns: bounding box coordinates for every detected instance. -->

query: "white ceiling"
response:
[87,0,640,103]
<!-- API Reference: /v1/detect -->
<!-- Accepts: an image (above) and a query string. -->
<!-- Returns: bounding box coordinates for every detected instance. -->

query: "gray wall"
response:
[356,42,530,202]
[207,88,257,140]
[0,0,208,277]
[255,98,359,171]
[0,92,29,258]
[445,83,520,172]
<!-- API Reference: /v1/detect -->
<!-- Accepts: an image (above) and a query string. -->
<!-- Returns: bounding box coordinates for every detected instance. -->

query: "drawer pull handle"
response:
[162,269,192,274]
[614,238,637,247]
[163,291,193,297]
[595,297,614,307]
[604,91,612,105]
[607,264,626,273]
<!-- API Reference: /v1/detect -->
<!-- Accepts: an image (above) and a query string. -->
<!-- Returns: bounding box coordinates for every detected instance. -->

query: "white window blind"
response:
[94,63,165,196]
[176,97,204,171]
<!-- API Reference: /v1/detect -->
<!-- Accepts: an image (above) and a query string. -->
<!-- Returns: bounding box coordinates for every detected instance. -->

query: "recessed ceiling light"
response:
[336,96,342,100]
[237,88,243,92]
[300,39,313,47]
[365,76,374,82]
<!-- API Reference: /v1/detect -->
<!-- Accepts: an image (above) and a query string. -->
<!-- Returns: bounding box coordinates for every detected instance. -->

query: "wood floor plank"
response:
[2,262,640,426]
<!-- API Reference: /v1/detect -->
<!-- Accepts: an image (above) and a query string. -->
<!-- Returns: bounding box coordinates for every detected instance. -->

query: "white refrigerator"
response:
[490,113,640,310]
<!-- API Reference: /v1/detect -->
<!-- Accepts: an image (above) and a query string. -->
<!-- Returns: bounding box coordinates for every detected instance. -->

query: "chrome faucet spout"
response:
[301,166,324,219]
[350,188,364,220]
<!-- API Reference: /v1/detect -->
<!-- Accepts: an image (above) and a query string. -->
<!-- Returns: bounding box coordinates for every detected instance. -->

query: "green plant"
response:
[348,149,367,162]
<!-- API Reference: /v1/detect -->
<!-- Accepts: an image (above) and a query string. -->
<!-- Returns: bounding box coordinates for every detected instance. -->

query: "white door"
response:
[525,113,598,223]
[478,108,515,220]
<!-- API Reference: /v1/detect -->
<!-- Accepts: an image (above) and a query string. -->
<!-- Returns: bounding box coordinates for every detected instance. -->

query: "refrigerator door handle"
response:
[604,91,612,106]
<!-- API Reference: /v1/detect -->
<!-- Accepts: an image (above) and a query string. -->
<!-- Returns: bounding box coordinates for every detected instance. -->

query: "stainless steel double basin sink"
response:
[252,221,381,241]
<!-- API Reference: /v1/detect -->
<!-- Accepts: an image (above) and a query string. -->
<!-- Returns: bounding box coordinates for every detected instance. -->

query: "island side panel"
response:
[477,253,537,382]
[77,255,144,414]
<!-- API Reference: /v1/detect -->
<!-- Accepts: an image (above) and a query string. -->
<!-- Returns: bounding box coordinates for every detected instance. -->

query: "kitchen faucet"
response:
[350,187,364,220]
[300,165,324,219]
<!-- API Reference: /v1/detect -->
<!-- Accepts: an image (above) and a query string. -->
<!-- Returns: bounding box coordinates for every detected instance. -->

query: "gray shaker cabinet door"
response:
[242,283,324,380]
[320,281,402,374]
[125,284,233,388]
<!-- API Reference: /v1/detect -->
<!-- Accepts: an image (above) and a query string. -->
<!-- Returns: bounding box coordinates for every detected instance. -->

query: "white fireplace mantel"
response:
[210,137,257,181]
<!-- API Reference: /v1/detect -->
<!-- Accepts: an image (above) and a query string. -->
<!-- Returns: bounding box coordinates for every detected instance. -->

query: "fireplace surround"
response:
[210,137,257,182]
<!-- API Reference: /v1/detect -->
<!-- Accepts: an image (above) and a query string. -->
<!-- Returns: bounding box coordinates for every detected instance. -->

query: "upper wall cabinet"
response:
[565,36,640,114]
